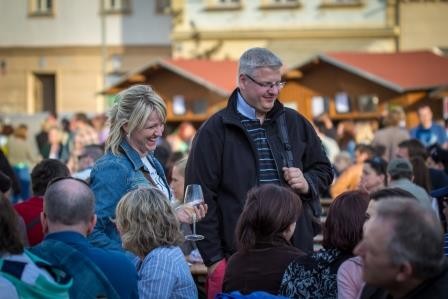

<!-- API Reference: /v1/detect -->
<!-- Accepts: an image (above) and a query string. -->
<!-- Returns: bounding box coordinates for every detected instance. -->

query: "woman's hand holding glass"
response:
[175,202,207,224]
[182,184,207,241]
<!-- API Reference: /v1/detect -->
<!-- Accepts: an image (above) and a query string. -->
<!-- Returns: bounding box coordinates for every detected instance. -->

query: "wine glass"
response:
[184,184,205,241]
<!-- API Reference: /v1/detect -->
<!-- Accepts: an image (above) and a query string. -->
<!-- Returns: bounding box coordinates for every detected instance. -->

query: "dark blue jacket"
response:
[30,237,121,299]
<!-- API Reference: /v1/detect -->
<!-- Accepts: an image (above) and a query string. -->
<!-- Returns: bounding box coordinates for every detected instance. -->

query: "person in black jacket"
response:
[186,47,333,299]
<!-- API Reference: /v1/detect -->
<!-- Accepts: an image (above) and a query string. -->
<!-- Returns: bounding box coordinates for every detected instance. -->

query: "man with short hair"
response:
[186,47,333,298]
[72,144,104,181]
[30,177,138,299]
[410,104,446,147]
[14,159,70,245]
[355,198,448,299]
[387,158,432,207]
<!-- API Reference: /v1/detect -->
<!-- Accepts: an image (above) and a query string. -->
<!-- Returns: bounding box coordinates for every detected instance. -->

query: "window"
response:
[260,0,301,9]
[191,100,208,115]
[156,0,171,15]
[173,95,186,115]
[357,94,379,113]
[335,92,351,114]
[312,96,330,117]
[102,0,131,14]
[320,0,363,8]
[29,0,54,17]
[204,0,242,11]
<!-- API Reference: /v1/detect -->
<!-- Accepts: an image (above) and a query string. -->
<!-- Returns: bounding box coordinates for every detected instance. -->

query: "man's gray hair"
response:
[238,47,283,76]
[44,178,95,225]
[375,198,444,279]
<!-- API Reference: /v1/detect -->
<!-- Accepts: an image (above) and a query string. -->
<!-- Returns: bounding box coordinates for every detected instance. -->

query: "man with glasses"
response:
[186,47,333,298]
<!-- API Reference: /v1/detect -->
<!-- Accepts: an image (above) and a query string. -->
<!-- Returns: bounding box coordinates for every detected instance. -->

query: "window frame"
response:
[204,0,242,11]
[101,0,132,15]
[28,0,55,17]
[319,0,363,9]
[259,0,301,10]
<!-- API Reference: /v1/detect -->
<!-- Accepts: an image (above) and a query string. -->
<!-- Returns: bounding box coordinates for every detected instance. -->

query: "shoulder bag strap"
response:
[277,111,294,168]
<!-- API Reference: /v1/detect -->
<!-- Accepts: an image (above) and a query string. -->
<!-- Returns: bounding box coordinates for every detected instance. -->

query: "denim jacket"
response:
[88,139,171,251]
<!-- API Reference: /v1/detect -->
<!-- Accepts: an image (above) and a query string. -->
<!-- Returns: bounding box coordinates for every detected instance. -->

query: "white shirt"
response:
[141,156,170,199]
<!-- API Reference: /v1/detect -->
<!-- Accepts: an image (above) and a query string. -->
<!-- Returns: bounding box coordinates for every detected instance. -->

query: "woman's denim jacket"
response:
[88,139,171,252]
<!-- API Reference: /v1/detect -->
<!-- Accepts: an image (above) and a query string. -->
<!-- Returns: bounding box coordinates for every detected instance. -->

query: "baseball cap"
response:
[387,158,413,177]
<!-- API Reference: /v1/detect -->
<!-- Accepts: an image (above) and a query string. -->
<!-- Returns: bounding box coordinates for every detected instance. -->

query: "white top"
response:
[141,156,170,199]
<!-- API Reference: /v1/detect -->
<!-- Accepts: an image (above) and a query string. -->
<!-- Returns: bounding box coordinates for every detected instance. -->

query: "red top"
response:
[14,196,44,246]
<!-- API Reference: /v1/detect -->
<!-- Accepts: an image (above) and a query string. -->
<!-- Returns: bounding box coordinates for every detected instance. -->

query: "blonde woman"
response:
[116,188,197,299]
[89,85,205,251]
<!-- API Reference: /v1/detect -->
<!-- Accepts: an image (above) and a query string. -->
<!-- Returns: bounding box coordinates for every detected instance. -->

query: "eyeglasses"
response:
[244,74,286,90]
[47,176,90,188]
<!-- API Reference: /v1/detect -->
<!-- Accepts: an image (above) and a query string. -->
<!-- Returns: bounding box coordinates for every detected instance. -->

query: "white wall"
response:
[0,0,171,46]
[177,0,388,31]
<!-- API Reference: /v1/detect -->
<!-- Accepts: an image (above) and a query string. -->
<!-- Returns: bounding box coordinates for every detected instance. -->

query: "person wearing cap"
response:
[387,158,432,207]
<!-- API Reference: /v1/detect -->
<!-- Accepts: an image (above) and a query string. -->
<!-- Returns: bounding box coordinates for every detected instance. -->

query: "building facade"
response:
[170,0,399,66]
[0,0,171,115]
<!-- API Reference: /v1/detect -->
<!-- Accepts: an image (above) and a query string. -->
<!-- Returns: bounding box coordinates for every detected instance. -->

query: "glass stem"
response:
[192,213,197,235]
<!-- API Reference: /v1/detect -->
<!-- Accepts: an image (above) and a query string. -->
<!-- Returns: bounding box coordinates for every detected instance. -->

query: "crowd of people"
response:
[1,47,448,299]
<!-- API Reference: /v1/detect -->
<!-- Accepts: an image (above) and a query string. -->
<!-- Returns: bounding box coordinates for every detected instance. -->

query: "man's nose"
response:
[268,85,280,94]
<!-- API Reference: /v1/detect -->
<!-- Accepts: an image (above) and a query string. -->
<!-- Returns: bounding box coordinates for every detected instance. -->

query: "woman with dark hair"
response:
[279,190,369,299]
[359,156,388,194]
[410,155,432,193]
[222,184,304,295]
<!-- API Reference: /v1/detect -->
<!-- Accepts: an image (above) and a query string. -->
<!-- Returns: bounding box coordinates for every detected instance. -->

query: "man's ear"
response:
[87,214,97,235]
[238,73,248,89]
[40,211,49,235]
[396,261,413,282]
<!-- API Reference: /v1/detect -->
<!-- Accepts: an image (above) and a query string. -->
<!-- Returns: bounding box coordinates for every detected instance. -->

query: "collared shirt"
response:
[236,92,257,120]
[135,246,197,299]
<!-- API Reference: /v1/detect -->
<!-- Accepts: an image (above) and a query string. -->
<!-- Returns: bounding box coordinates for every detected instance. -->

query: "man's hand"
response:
[175,203,208,224]
[283,167,309,194]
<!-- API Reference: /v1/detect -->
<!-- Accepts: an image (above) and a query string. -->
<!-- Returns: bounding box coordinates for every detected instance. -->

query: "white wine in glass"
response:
[184,184,205,241]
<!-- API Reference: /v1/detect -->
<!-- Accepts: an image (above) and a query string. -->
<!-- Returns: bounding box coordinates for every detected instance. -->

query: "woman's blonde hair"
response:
[106,85,167,155]
[115,188,183,257]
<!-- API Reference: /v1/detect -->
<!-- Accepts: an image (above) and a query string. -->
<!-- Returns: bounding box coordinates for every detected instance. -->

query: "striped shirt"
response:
[237,93,280,185]
[134,246,197,299]
[444,234,448,256]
